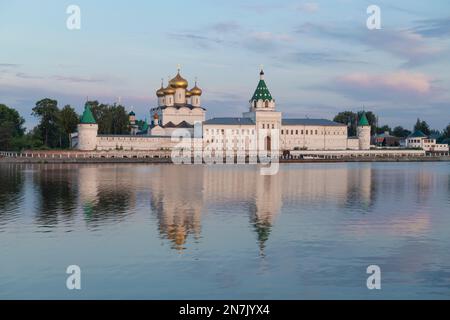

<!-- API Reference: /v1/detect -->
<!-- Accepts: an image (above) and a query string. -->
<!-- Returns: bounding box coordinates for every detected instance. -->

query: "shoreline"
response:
[1,156,449,164]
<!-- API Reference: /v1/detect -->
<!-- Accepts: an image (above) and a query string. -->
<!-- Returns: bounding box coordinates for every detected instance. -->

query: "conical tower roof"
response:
[358,111,369,126]
[80,104,96,124]
[251,70,273,101]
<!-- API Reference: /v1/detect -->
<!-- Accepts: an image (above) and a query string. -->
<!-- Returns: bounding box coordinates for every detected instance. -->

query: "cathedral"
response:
[75,68,371,152]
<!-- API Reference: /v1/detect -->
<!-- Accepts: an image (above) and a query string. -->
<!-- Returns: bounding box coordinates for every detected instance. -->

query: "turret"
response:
[77,103,98,151]
[163,81,175,107]
[156,80,165,107]
[250,69,275,111]
[128,111,136,125]
[190,81,202,107]
[357,111,371,150]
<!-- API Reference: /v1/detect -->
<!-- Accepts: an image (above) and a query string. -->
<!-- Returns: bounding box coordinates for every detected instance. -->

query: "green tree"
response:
[32,99,60,148]
[59,105,79,148]
[334,110,377,136]
[0,104,26,151]
[414,118,431,136]
[392,126,411,138]
[443,124,450,139]
[376,125,392,135]
[87,101,129,135]
[334,111,358,136]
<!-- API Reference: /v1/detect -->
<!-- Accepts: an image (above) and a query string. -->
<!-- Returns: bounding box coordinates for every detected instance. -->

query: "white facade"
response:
[406,133,449,152]
[76,69,372,152]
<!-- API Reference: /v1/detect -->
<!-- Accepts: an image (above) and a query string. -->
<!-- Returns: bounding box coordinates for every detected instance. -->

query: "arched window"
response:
[254,101,257,108]
[265,100,269,108]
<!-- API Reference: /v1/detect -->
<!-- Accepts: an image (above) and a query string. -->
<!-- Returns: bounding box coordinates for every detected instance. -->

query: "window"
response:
[306,130,308,135]
[315,130,318,135]
[281,130,284,134]
[254,101,257,108]
[262,124,265,129]
[291,130,294,135]
[272,124,275,129]
[296,130,298,135]
[301,130,304,134]
[265,101,269,108]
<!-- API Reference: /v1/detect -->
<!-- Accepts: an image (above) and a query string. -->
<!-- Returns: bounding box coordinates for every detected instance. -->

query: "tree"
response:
[0,104,26,151]
[59,105,79,148]
[414,118,431,136]
[392,126,411,138]
[32,99,60,148]
[376,125,392,135]
[87,100,129,135]
[334,110,378,136]
[443,124,450,139]
[334,111,358,136]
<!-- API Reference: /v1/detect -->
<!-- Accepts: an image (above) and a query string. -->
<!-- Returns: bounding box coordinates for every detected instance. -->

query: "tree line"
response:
[333,111,450,143]
[1,101,449,151]
[0,99,132,151]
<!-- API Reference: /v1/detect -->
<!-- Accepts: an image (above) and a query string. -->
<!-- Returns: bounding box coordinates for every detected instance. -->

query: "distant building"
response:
[373,131,401,147]
[406,130,449,154]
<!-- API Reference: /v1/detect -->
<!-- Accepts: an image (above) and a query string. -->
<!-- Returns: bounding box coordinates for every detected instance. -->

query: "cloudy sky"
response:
[0,0,449,130]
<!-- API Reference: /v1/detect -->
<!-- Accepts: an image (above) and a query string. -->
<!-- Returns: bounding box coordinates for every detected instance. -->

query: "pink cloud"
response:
[337,71,432,96]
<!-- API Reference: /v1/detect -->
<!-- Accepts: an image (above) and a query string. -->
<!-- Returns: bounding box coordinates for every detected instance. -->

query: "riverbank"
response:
[1,155,449,164]
[1,149,449,164]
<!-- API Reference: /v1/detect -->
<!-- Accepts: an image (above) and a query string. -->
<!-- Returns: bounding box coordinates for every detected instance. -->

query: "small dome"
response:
[169,72,188,89]
[190,83,202,96]
[185,90,192,98]
[129,111,135,116]
[156,85,165,97]
[164,84,175,95]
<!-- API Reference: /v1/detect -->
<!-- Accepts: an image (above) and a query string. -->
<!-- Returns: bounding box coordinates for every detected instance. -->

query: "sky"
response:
[0,0,449,130]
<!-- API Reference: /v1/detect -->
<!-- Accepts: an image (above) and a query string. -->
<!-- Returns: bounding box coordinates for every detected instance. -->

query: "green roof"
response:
[80,104,96,124]
[141,119,149,132]
[251,79,273,101]
[408,130,427,138]
[129,111,135,116]
[358,112,369,126]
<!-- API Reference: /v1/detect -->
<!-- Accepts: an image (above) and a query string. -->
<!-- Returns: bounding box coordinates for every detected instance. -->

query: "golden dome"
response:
[164,84,175,95]
[169,71,189,89]
[156,84,165,97]
[185,90,192,98]
[190,83,202,96]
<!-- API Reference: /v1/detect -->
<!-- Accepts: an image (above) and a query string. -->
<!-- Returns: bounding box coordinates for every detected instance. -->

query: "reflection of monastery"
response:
[74,68,371,152]
[76,165,374,253]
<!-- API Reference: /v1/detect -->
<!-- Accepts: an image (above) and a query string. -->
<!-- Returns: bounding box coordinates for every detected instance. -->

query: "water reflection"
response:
[0,164,24,224]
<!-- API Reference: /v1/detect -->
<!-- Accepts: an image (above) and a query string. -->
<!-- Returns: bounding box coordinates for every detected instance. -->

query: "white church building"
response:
[75,69,371,153]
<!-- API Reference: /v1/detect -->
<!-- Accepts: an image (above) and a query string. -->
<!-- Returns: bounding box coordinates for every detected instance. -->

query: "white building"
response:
[406,130,449,153]
[75,69,371,152]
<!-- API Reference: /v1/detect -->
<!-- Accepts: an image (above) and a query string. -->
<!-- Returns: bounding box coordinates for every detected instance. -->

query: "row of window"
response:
[281,129,345,136]
[205,128,256,135]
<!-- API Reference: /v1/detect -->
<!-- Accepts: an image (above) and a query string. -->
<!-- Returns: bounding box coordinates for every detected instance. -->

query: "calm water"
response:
[0,162,449,299]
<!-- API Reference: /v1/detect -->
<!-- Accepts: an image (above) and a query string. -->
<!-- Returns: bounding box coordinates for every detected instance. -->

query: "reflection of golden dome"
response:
[190,83,202,96]
[169,72,189,89]
[156,84,165,97]
[164,84,175,95]
[185,90,192,98]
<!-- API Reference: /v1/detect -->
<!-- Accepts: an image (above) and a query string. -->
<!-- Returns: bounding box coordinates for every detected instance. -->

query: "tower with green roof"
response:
[243,69,282,153]
[357,111,371,150]
[249,69,276,111]
[77,103,98,150]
